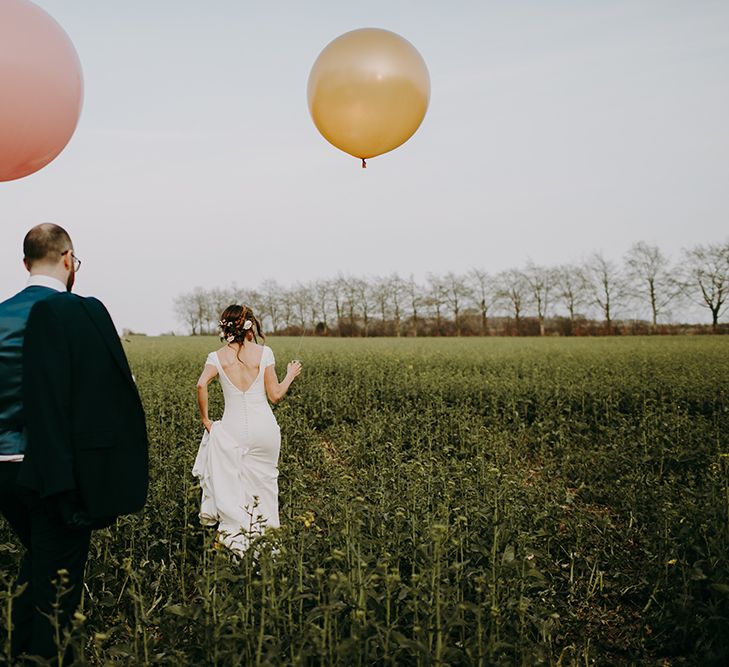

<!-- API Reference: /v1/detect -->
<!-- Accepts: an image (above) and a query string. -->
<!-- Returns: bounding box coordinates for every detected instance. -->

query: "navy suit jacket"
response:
[0,286,57,456]
[19,292,149,519]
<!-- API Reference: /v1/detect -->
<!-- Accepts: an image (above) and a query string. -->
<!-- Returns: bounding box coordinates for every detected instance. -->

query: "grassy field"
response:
[1,335,728,665]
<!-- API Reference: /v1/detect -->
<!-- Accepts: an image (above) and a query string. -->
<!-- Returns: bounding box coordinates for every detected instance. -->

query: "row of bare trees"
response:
[173,240,729,336]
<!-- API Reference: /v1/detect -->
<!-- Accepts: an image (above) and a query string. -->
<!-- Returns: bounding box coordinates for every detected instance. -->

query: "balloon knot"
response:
[361,158,367,169]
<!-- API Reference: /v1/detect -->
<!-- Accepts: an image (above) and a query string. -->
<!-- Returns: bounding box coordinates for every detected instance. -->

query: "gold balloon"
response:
[307,28,430,165]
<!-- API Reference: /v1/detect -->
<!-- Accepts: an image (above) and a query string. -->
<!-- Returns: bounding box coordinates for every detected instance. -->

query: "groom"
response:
[0,223,149,661]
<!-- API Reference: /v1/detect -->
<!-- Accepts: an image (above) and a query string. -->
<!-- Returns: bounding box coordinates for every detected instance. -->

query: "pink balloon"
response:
[0,0,83,181]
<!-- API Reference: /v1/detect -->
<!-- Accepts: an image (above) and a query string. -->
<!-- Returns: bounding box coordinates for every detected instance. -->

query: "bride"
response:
[193,304,302,554]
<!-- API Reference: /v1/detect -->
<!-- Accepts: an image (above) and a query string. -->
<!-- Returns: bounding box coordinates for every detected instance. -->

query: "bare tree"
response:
[405,274,422,336]
[554,264,588,334]
[233,286,264,321]
[209,286,235,319]
[468,268,495,335]
[291,283,310,333]
[584,252,625,334]
[497,269,529,335]
[280,288,296,332]
[426,273,448,335]
[196,287,217,334]
[523,262,556,336]
[259,280,283,334]
[174,287,214,335]
[441,272,470,336]
[338,275,360,336]
[624,242,679,329]
[389,273,406,337]
[330,276,346,334]
[353,278,372,336]
[306,283,320,333]
[313,279,331,333]
[173,291,199,335]
[371,275,392,333]
[681,241,729,330]
[247,289,265,323]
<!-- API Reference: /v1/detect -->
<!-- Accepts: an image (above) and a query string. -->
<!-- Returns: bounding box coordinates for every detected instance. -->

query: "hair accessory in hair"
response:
[243,320,252,330]
[218,319,232,342]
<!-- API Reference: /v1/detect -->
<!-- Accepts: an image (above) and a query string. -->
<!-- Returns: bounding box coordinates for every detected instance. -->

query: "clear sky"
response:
[2,0,728,333]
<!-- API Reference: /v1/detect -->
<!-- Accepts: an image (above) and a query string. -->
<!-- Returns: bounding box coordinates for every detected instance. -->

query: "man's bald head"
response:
[23,223,73,268]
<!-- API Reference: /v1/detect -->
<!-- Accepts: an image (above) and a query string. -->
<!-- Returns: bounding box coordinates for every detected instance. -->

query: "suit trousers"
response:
[0,462,91,662]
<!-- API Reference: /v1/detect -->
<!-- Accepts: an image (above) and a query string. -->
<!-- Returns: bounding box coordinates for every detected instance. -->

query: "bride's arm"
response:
[264,361,302,404]
[196,364,218,432]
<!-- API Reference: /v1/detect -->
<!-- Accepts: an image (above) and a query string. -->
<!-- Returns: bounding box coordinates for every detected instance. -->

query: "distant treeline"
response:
[173,240,729,337]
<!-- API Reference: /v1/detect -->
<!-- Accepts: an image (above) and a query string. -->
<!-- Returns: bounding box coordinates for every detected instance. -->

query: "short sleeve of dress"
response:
[205,351,217,367]
[263,346,275,368]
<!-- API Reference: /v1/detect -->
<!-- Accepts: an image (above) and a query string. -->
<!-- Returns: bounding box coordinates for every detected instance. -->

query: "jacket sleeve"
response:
[19,298,76,497]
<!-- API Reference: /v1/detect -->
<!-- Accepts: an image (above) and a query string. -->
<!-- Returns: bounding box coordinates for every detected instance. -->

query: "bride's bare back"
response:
[215,343,264,393]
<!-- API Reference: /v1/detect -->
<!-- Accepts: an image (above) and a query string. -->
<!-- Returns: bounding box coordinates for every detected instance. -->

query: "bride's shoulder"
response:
[204,349,221,366]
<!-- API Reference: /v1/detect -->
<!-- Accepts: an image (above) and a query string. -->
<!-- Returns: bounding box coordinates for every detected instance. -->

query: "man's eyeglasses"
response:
[61,249,81,272]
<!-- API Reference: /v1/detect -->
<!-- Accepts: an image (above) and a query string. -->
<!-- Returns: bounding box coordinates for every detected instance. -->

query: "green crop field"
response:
[2,336,728,665]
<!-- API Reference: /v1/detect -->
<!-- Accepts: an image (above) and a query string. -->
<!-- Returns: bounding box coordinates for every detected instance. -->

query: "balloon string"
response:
[293,322,306,362]
[361,158,367,169]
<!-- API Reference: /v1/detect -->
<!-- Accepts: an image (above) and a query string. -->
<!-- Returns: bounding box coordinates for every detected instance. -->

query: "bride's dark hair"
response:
[219,305,265,355]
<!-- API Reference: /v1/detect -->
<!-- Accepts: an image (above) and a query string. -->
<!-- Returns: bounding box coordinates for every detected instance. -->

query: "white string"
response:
[292,321,307,362]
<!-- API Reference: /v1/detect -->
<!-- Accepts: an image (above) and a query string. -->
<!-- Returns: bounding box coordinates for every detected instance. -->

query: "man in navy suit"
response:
[0,223,149,662]
[0,223,78,658]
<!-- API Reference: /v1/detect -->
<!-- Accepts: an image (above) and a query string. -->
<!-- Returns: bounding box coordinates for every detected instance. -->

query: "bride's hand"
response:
[286,360,303,380]
[202,418,213,433]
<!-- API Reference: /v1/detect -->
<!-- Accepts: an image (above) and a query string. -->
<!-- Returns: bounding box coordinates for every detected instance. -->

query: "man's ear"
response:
[23,259,31,271]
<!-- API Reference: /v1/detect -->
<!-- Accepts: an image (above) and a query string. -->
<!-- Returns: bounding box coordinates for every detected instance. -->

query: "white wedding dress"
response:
[192,346,281,554]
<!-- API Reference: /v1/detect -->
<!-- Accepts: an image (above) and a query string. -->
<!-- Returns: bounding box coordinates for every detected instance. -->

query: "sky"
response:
[1,0,728,334]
